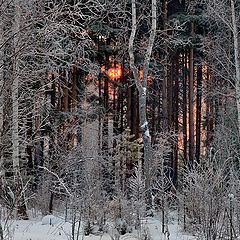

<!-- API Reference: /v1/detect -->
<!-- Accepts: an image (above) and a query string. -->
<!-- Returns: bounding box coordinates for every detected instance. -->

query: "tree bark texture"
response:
[128,0,157,205]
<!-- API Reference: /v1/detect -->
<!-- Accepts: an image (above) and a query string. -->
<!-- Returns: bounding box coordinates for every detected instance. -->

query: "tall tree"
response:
[195,63,202,163]
[128,0,157,204]
[188,31,195,166]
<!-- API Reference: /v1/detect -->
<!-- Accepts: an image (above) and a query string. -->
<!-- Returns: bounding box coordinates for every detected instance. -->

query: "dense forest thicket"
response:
[1,0,240,239]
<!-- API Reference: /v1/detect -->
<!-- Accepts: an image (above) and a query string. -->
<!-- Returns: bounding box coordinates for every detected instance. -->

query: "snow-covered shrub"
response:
[115,218,127,235]
[129,167,146,230]
[179,157,230,239]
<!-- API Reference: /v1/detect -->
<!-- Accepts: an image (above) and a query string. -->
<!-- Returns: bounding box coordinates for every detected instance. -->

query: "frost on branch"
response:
[142,87,147,96]
[141,121,148,129]
[144,130,150,138]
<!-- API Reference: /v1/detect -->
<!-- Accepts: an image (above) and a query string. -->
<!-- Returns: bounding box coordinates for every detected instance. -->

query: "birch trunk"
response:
[128,0,157,205]
[230,0,240,137]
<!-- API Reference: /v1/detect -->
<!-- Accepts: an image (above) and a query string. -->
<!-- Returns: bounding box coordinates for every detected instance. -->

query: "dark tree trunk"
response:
[173,53,179,185]
[151,77,157,143]
[98,73,102,152]
[72,66,78,111]
[167,56,174,181]
[206,69,214,147]
[102,74,110,192]
[188,47,194,167]
[195,63,202,163]
[183,51,188,164]
[162,0,168,132]
[26,111,33,176]
[49,192,54,214]
[17,204,28,220]
[63,70,69,112]
[120,61,125,133]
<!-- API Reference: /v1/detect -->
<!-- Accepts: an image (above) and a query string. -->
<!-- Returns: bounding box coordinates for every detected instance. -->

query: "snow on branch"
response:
[142,87,147,96]
[39,166,72,197]
[144,129,150,138]
[141,121,148,129]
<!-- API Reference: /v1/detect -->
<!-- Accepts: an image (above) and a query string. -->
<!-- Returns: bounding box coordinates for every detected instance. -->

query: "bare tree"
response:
[0,0,104,219]
[128,0,157,205]
[202,0,240,136]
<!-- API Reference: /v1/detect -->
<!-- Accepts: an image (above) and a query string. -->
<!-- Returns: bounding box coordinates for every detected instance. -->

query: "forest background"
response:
[0,0,240,239]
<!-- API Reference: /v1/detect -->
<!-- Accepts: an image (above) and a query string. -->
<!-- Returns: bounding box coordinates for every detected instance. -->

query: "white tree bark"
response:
[128,0,157,205]
[230,0,240,137]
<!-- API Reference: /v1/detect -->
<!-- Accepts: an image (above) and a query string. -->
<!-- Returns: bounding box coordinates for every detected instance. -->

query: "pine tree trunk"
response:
[183,51,188,163]
[70,66,78,147]
[195,63,202,163]
[167,59,173,130]
[120,60,124,133]
[168,57,174,181]
[63,70,69,112]
[173,53,179,185]
[72,66,77,111]
[206,69,214,147]
[189,46,194,166]
[102,61,110,192]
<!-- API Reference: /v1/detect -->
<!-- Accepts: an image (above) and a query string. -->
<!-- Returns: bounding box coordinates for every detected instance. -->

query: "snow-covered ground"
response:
[3,215,195,240]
